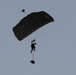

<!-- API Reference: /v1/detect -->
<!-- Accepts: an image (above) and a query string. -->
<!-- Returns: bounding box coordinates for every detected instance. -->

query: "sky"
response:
[0,0,76,75]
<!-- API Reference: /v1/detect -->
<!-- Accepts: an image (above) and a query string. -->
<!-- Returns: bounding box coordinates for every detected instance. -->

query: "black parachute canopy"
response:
[13,11,54,41]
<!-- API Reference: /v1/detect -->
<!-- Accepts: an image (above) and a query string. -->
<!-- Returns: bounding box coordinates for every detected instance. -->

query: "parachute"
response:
[13,11,54,41]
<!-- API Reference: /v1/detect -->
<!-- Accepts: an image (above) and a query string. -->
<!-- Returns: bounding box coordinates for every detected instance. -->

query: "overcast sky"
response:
[0,0,76,75]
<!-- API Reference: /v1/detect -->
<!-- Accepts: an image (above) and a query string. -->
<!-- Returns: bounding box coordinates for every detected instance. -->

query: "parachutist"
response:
[30,60,35,64]
[30,39,36,53]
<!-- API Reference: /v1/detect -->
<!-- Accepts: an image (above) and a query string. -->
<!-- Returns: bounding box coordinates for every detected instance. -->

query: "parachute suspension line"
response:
[30,51,35,64]
[33,29,42,41]
[32,50,34,60]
